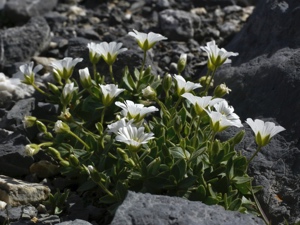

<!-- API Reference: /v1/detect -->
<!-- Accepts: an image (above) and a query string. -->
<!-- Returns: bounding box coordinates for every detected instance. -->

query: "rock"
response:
[215,48,300,146]
[111,191,265,225]
[219,124,300,224]
[0,16,51,71]
[0,0,6,10]
[0,132,33,177]
[225,0,300,65]
[56,219,93,225]
[159,9,201,41]
[3,0,58,24]
[0,175,50,206]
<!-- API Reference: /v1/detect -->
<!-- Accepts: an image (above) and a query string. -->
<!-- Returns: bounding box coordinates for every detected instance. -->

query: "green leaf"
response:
[147,157,161,176]
[177,175,197,189]
[188,147,205,165]
[228,198,242,211]
[204,196,219,205]
[122,67,136,90]
[99,194,118,204]
[169,146,186,159]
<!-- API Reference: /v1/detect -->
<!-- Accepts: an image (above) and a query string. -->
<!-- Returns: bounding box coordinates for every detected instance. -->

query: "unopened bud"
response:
[79,67,92,88]
[162,73,172,93]
[142,86,157,100]
[199,76,214,87]
[214,83,231,98]
[54,120,70,133]
[24,144,40,156]
[177,53,187,74]
[23,116,37,128]
[48,83,60,95]
[36,121,47,133]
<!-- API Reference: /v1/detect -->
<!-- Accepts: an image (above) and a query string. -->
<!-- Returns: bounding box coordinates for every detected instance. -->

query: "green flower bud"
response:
[24,144,40,156]
[54,120,70,133]
[23,116,37,128]
[199,76,214,88]
[177,53,187,74]
[142,86,157,100]
[162,73,172,93]
[48,147,63,161]
[214,83,231,98]
[69,154,80,167]
[47,83,60,95]
[36,121,47,133]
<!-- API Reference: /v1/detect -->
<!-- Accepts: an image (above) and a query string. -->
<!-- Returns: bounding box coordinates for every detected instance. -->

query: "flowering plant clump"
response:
[21,31,284,223]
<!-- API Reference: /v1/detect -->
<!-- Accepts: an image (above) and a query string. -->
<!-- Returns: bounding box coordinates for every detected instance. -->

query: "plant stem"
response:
[174,96,182,109]
[140,50,147,76]
[93,63,98,83]
[100,107,106,126]
[247,145,262,167]
[203,68,217,95]
[192,116,202,147]
[32,83,50,97]
[250,186,270,225]
[109,65,115,84]
[67,130,90,150]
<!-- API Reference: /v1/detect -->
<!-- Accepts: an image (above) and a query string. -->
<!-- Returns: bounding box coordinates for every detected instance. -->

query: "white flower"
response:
[213,100,243,128]
[94,41,127,65]
[99,84,125,106]
[246,118,285,147]
[200,40,238,69]
[206,111,242,132]
[54,120,70,133]
[19,61,43,84]
[107,118,135,135]
[214,83,231,97]
[174,75,202,95]
[51,57,83,80]
[87,42,102,64]
[79,67,92,88]
[115,100,159,122]
[116,124,154,150]
[128,29,167,51]
[182,93,223,115]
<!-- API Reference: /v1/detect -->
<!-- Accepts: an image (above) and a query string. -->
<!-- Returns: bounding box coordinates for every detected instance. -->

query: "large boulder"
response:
[213,0,300,224]
[214,0,300,143]
[111,191,264,225]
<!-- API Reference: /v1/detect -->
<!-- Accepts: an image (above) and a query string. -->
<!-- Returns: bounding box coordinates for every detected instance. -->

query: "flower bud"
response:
[54,120,70,133]
[162,73,172,93]
[79,67,92,89]
[24,144,40,156]
[69,154,80,167]
[36,121,47,133]
[23,116,37,128]
[177,53,187,74]
[214,83,231,98]
[48,147,63,160]
[48,83,60,95]
[199,76,214,88]
[142,86,157,100]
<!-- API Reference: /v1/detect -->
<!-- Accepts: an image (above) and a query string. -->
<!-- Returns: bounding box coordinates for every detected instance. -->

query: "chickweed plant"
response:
[21,31,285,223]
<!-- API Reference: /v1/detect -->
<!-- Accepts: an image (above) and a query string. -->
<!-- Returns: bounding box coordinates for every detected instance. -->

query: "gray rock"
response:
[225,0,300,65]
[56,219,93,225]
[3,0,58,24]
[219,124,300,224]
[215,48,300,145]
[159,9,201,41]
[111,191,264,225]
[0,175,50,206]
[0,16,51,69]
[0,0,6,10]
[0,132,32,177]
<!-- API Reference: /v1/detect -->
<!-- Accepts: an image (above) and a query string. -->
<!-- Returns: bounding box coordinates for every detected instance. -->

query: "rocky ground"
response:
[0,0,300,224]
